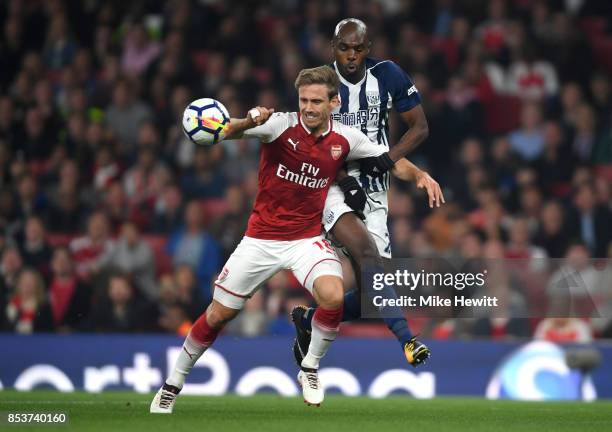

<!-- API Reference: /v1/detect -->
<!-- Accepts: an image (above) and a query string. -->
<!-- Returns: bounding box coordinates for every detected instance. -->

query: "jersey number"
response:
[313,239,335,255]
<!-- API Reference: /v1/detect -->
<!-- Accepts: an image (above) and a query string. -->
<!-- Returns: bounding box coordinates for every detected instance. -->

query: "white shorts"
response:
[322,185,391,258]
[213,235,343,309]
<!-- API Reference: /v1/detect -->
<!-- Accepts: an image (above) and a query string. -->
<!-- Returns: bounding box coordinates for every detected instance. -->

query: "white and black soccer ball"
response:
[182,98,230,145]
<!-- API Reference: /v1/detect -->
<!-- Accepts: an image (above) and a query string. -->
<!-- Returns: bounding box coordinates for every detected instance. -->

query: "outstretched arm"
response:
[393,158,445,208]
[224,106,275,140]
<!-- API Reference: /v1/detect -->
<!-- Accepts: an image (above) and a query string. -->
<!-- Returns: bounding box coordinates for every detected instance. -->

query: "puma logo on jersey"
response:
[288,138,299,151]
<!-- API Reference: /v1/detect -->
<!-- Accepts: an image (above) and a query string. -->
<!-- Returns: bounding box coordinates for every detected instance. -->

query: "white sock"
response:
[301,320,339,370]
[166,335,208,389]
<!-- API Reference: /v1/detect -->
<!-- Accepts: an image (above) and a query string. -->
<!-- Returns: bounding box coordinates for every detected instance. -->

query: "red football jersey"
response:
[242,112,384,240]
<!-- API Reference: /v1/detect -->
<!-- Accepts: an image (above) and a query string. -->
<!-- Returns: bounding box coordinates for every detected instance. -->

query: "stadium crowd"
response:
[0,0,611,341]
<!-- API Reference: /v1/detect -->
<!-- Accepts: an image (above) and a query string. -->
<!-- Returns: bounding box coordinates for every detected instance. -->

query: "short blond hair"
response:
[294,66,340,100]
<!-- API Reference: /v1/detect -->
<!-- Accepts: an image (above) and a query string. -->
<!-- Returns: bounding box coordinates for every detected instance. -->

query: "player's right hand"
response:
[415,170,445,208]
[248,106,275,126]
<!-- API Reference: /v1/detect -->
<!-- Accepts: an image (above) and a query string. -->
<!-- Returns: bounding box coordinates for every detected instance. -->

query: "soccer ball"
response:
[182,98,230,145]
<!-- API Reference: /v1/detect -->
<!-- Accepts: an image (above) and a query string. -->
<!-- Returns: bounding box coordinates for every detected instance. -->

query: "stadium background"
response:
[0,0,611,400]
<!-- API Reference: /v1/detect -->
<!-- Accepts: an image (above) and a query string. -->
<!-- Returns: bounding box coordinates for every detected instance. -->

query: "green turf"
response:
[0,390,611,432]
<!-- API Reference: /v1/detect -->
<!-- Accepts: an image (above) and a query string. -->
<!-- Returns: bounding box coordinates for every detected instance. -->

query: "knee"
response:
[314,277,344,309]
[206,304,237,329]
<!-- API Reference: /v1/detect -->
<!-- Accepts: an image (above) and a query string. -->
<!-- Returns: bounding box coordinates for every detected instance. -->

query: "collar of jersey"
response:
[333,61,367,87]
[298,112,332,139]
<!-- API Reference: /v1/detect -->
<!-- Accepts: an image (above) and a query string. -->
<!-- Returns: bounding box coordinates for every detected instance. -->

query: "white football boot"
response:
[150,383,181,414]
[297,367,324,406]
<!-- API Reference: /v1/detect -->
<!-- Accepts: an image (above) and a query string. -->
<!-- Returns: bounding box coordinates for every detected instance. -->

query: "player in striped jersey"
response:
[292,18,444,367]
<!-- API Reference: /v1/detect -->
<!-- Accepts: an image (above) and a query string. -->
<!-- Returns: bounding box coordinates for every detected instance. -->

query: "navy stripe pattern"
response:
[331,58,421,192]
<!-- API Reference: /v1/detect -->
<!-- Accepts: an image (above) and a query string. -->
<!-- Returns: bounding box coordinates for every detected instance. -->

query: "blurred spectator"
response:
[542,13,593,86]
[15,172,46,220]
[471,240,530,339]
[489,136,520,198]
[166,200,221,301]
[43,13,76,70]
[225,290,267,337]
[446,138,485,210]
[90,274,155,332]
[569,103,597,162]
[180,146,227,199]
[547,243,602,317]
[45,187,89,233]
[0,16,25,88]
[210,185,250,261]
[518,185,543,228]
[158,303,191,336]
[123,145,166,209]
[506,46,559,101]
[22,107,55,162]
[47,159,91,207]
[474,0,511,62]
[508,102,545,161]
[221,139,260,184]
[105,78,152,154]
[505,217,548,274]
[69,211,114,280]
[589,72,611,124]
[16,215,52,277]
[0,246,23,300]
[534,318,593,343]
[101,181,131,232]
[173,265,205,320]
[93,146,122,192]
[48,247,92,331]
[151,184,184,234]
[0,189,18,230]
[99,221,156,300]
[120,23,161,77]
[438,74,485,146]
[5,268,53,334]
[390,217,415,257]
[532,120,574,196]
[535,201,571,258]
[559,82,584,127]
[569,184,612,257]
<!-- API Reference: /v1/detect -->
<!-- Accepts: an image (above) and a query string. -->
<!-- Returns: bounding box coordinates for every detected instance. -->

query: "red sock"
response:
[312,305,343,332]
[188,313,220,347]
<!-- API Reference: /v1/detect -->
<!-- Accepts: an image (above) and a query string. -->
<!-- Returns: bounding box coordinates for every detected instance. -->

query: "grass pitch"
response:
[1,390,611,432]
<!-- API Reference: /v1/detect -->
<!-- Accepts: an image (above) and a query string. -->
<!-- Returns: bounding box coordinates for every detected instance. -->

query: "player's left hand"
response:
[338,176,366,219]
[359,152,395,177]
[415,170,445,208]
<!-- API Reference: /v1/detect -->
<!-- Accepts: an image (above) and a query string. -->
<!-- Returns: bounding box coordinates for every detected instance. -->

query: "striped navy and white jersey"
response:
[331,58,421,192]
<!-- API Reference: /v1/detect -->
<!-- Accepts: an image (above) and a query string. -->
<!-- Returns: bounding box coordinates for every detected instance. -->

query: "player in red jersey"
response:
[151,66,396,411]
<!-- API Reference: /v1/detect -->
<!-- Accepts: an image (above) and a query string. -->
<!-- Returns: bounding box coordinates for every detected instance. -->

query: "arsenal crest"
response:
[218,267,230,282]
[331,144,342,160]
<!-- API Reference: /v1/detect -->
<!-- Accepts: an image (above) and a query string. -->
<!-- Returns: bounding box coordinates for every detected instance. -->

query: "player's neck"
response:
[338,68,366,85]
[306,124,325,138]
